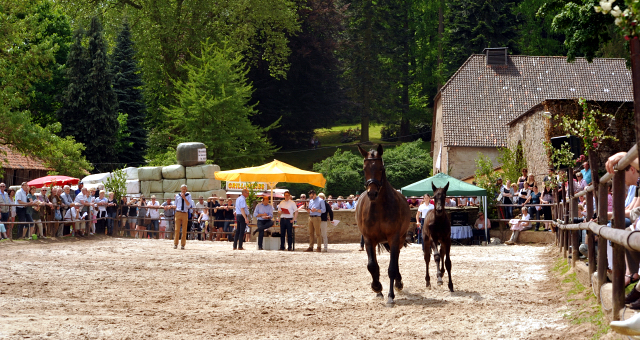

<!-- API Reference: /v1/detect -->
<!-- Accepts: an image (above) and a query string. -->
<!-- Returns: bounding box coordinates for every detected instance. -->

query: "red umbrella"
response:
[27,175,80,188]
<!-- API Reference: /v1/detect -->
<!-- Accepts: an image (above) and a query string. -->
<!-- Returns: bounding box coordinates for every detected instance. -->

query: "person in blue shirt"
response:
[306,190,325,252]
[173,184,195,250]
[234,189,250,250]
[581,162,592,185]
[252,194,274,250]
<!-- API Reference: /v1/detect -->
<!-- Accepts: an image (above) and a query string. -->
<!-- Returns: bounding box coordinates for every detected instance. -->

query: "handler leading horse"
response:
[355,144,411,305]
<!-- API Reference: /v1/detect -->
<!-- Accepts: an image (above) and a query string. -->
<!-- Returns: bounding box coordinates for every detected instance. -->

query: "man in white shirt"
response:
[278,191,298,251]
[195,196,207,214]
[0,183,10,224]
[15,182,34,239]
[416,194,434,245]
[64,202,83,236]
[233,188,250,250]
[74,187,92,234]
[174,185,195,249]
[147,195,161,239]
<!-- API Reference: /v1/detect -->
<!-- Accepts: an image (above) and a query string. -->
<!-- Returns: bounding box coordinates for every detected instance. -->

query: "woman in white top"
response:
[505,208,531,245]
[416,195,434,245]
[198,208,210,239]
[95,190,108,235]
[146,195,161,239]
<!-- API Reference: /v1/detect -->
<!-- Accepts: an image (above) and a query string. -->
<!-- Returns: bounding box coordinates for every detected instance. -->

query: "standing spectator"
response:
[7,189,16,239]
[195,196,207,214]
[15,182,33,239]
[523,184,542,230]
[147,195,160,239]
[501,180,514,219]
[0,183,10,230]
[209,196,222,241]
[252,194,274,250]
[59,186,73,237]
[38,187,53,237]
[223,198,235,242]
[541,185,554,231]
[88,188,98,234]
[174,185,195,249]
[297,193,307,209]
[518,182,531,205]
[49,187,63,237]
[574,172,587,193]
[74,187,91,235]
[127,198,138,237]
[416,194,434,245]
[27,186,43,238]
[161,198,175,240]
[64,202,83,236]
[119,196,130,235]
[518,168,528,189]
[106,192,118,235]
[543,167,556,184]
[278,191,297,251]
[306,190,325,252]
[94,190,108,235]
[581,161,592,185]
[74,182,83,197]
[233,188,249,250]
[198,207,210,240]
[608,183,614,213]
[526,174,536,188]
[318,193,333,253]
[135,196,148,238]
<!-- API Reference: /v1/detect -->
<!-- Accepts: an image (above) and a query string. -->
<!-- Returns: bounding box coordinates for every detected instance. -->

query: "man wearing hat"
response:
[252,193,274,250]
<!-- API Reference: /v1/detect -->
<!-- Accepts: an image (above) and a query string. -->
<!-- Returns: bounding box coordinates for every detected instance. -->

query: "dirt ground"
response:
[0,237,598,339]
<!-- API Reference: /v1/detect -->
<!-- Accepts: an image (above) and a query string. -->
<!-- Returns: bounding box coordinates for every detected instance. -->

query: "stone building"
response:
[431,47,632,180]
[507,99,635,183]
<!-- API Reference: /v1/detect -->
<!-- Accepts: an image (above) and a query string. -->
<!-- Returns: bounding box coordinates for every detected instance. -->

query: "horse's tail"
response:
[377,239,410,254]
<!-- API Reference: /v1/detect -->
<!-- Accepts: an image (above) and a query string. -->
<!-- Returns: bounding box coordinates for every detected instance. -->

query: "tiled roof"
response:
[0,145,52,170]
[440,55,633,147]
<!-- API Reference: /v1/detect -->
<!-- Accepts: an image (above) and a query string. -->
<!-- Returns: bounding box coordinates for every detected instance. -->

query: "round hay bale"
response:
[161,165,185,179]
[600,283,613,312]
[176,142,206,167]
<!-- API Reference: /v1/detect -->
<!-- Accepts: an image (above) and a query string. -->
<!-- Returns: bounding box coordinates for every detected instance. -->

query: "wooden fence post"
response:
[612,168,627,321]
[586,191,596,280]
[597,182,609,300]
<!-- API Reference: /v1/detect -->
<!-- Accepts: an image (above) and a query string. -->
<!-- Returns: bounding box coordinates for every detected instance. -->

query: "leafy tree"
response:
[383,140,432,188]
[104,168,127,202]
[312,149,363,197]
[111,21,147,166]
[162,40,278,169]
[515,0,566,56]
[473,152,500,218]
[497,144,527,184]
[445,0,522,73]
[58,28,89,138]
[248,0,346,149]
[0,0,92,177]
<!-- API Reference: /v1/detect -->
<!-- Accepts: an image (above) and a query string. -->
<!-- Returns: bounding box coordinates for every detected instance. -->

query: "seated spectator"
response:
[407,196,419,208]
[505,208,531,245]
[472,211,490,242]
[574,172,587,194]
[297,194,307,209]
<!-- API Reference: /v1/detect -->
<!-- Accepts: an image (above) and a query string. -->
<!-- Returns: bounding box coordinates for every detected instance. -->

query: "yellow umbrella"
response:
[215,159,326,203]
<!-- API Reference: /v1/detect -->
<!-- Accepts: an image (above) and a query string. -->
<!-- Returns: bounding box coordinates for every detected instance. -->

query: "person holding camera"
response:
[174,184,195,249]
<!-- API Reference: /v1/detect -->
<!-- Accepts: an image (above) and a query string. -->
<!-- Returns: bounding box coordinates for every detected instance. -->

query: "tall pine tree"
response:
[112,21,147,166]
[59,28,89,139]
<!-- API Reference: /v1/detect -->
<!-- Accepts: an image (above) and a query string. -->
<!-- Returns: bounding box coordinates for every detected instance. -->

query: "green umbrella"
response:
[400,173,487,197]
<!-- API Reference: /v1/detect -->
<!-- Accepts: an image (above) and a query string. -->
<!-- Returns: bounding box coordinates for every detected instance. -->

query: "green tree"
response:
[111,21,147,166]
[104,168,127,202]
[0,0,92,177]
[473,152,500,218]
[312,149,362,197]
[383,140,433,188]
[162,40,278,169]
[497,144,527,184]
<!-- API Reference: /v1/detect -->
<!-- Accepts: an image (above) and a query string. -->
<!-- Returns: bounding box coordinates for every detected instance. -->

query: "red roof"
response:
[0,145,53,171]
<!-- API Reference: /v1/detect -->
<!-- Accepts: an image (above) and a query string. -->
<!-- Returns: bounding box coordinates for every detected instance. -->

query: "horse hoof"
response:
[376,292,384,299]
[395,281,403,291]
[437,281,443,286]
[448,283,454,292]
[386,297,395,306]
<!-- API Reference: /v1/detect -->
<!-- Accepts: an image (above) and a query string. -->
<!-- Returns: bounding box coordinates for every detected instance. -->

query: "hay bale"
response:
[186,164,219,179]
[122,167,138,180]
[212,189,227,198]
[138,166,163,181]
[141,181,163,197]
[82,172,112,185]
[163,179,186,193]
[164,192,178,200]
[191,190,214,200]
[186,178,217,192]
[176,142,206,167]
[161,165,185,179]
[126,180,140,194]
[600,283,613,312]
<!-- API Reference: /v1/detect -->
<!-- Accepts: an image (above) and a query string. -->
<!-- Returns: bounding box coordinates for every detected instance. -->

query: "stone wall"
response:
[447,146,500,180]
[508,99,635,182]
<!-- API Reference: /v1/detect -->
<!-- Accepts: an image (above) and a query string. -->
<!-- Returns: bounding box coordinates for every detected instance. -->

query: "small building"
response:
[0,146,53,187]
[507,99,635,184]
[431,47,632,180]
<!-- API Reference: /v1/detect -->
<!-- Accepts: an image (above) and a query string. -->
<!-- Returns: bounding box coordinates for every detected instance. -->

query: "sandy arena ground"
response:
[0,237,591,339]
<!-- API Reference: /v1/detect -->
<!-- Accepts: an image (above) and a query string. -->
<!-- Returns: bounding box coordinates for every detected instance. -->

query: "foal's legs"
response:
[431,240,443,285]
[443,239,454,292]
[423,235,432,288]
[365,239,383,298]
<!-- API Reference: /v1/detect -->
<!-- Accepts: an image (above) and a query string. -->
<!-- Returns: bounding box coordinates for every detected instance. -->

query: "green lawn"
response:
[275,123,430,170]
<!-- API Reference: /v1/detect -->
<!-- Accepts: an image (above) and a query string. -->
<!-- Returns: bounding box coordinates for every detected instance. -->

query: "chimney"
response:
[483,47,508,66]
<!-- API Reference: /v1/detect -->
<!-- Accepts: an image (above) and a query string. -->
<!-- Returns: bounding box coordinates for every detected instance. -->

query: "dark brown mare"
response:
[355,144,411,305]
[423,183,454,292]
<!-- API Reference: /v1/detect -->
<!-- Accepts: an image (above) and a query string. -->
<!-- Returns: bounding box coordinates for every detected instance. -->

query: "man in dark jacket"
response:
[318,193,333,253]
